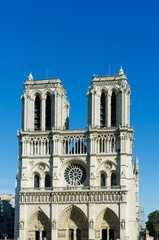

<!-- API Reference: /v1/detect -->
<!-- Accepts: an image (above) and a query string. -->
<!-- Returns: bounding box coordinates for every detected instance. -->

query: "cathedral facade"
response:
[14,67,139,240]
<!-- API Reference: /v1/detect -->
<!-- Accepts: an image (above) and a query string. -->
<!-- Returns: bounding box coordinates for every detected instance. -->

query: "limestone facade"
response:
[14,68,139,240]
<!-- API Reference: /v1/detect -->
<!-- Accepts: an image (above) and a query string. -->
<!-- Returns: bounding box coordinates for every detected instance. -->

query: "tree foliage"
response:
[146,210,159,237]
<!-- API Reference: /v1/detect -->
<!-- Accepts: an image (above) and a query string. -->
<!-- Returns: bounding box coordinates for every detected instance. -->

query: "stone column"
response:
[19,205,26,240]
[107,227,110,240]
[40,231,42,240]
[74,229,77,240]
[51,203,58,240]
[88,204,95,240]
[119,202,127,240]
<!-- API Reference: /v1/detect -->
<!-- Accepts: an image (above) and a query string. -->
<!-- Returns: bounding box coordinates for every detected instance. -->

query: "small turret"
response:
[118,66,124,76]
[134,153,139,175]
[28,72,33,81]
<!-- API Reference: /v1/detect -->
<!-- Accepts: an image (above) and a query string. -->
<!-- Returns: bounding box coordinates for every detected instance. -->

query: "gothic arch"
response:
[96,159,117,173]
[97,87,108,96]
[96,207,119,229]
[27,210,51,240]
[29,162,50,178]
[58,205,88,240]
[110,170,119,186]
[95,208,120,240]
[58,205,88,229]
[31,90,42,100]
[108,87,118,96]
[100,171,107,187]
[41,90,53,99]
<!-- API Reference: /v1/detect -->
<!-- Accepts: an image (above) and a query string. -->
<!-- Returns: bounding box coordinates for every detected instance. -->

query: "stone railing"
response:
[21,185,121,192]
[20,189,126,204]
[96,134,119,154]
[61,132,87,155]
[19,130,126,157]
[29,136,52,156]
[20,135,52,157]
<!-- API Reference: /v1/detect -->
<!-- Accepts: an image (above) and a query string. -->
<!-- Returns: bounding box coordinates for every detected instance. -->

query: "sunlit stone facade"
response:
[14,68,139,240]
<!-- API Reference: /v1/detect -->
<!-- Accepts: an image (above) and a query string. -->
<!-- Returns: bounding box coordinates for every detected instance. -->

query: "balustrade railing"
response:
[30,137,52,156]
[62,134,87,155]
[21,185,121,192]
[20,132,121,157]
[96,134,119,154]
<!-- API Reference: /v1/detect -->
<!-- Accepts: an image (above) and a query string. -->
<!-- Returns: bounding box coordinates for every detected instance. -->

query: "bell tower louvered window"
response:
[100,92,105,127]
[34,96,41,130]
[111,92,116,126]
[45,95,51,130]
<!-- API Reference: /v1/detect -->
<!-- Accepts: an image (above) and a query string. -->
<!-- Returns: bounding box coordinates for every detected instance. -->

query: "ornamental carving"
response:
[120,220,125,229]
[58,230,66,237]
[97,157,102,163]
[64,163,86,185]
[52,220,56,230]
[90,172,95,178]
[38,164,45,172]
[60,157,65,163]
[29,161,34,165]
[19,221,24,230]
[89,220,94,229]
[95,230,100,238]
[105,163,112,171]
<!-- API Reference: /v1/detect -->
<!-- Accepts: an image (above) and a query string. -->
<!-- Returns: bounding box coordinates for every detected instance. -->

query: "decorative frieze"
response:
[19,190,126,204]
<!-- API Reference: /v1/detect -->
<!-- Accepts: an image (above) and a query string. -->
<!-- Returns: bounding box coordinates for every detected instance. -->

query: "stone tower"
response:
[14,68,139,240]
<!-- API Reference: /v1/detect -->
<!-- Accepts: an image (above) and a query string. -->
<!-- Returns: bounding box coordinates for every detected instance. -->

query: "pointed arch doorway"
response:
[96,208,119,240]
[27,210,51,240]
[58,205,88,240]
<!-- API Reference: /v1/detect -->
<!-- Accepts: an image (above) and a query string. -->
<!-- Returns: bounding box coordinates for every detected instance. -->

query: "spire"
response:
[134,153,139,175]
[118,66,124,76]
[28,72,33,81]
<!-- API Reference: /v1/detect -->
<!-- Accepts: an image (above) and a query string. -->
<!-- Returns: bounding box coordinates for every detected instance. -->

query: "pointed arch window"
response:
[45,95,51,130]
[45,174,51,188]
[100,92,105,127]
[101,173,106,187]
[34,174,40,188]
[34,95,41,130]
[111,173,117,186]
[111,92,116,126]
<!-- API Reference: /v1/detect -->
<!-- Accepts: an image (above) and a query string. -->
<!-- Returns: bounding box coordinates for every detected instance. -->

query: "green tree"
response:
[146,210,159,239]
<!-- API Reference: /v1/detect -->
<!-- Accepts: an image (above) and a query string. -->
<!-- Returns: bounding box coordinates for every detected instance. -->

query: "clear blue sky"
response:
[0,0,159,221]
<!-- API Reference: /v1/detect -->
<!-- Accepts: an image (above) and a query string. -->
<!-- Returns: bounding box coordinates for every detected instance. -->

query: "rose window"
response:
[64,163,86,185]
